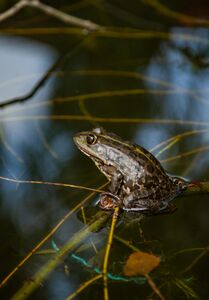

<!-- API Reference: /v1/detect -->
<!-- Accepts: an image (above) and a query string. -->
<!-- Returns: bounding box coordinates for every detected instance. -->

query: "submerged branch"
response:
[66,274,102,300]
[182,247,209,274]
[145,274,165,300]
[11,211,110,300]
[0,175,207,297]
[0,182,108,289]
[103,207,120,300]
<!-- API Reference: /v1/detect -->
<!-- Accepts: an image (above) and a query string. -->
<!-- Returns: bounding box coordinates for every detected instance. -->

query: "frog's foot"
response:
[147,202,177,215]
[98,193,121,211]
[154,203,177,215]
[188,180,204,190]
[123,202,177,215]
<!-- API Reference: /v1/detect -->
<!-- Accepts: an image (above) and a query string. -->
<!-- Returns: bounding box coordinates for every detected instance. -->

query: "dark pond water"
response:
[0,1,209,299]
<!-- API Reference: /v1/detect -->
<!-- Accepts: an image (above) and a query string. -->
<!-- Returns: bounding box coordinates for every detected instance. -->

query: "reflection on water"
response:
[0,36,61,234]
[0,36,57,101]
[0,2,209,299]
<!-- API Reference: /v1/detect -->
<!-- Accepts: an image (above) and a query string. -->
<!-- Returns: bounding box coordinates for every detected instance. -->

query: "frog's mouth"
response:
[75,142,101,161]
[75,141,106,164]
[74,137,102,161]
[74,135,115,180]
[82,150,115,180]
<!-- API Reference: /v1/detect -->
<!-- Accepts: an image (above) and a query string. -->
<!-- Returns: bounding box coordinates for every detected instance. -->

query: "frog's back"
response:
[131,143,168,181]
[107,137,171,188]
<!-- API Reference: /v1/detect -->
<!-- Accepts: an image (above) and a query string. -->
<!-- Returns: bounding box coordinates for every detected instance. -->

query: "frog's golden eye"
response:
[86,134,97,145]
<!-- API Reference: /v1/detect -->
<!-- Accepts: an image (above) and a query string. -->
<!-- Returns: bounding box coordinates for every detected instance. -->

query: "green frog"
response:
[73,128,188,214]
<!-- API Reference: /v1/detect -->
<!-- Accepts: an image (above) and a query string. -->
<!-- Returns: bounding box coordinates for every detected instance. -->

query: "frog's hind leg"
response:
[157,202,177,215]
[143,202,177,215]
[122,198,147,213]
[123,199,177,215]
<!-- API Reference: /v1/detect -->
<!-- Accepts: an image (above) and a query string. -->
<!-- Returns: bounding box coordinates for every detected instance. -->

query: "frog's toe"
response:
[98,193,121,210]
[122,206,149,212]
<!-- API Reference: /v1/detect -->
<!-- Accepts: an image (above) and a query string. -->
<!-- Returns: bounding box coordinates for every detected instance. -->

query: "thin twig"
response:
[114,235,141,252]
[172,245,209,256]
[0,0,27,22]
[182,247,209,274]
[155,138,179,158]
[103,207,120,300]
[28,0,102,30]
[161,145,209,163]
[143,0,209,26]
[0,0,102,30]
[0,126,24,163]
[0,2,99,110]
[0,173,208,196]
[0,87,199,110]
[78,99,99,127]
[1,114,209,128]
[0,175,106,193]
[34,121,59,160]
[145,274,165,300]
[0,142,209,192]
[150,129,209,153]
[66,274,102,300]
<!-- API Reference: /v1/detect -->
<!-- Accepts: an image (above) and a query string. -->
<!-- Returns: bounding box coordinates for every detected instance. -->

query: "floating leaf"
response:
[124,251,160,276]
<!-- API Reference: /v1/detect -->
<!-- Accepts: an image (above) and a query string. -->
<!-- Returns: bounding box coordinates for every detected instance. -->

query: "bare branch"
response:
[0,37,87,109]
[0,0,27,22]
[0,0,102,31]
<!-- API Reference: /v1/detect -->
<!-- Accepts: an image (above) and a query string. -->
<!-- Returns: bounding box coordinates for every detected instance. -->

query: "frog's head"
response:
[73,128,125,178]
[73,127,107,160]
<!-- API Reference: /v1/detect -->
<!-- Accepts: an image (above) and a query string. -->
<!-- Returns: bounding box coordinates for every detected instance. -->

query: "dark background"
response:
[0,0,209,299]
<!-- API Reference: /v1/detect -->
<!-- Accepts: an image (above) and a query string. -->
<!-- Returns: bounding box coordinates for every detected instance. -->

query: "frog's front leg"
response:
[98,171,123,211]
[108,171,124,195]
[150,201,177,215]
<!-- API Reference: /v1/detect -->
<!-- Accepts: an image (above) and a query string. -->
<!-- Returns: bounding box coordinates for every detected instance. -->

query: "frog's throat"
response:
[75,143,99,161]
[76,143,112,179]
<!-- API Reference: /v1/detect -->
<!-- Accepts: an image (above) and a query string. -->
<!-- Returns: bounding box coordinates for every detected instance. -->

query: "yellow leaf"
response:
[124,251,160,276]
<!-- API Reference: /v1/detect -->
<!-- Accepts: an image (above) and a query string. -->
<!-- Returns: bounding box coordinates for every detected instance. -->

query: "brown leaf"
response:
[123,251,160,276]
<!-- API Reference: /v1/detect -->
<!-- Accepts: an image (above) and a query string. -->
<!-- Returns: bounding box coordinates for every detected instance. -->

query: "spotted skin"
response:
[74,128,189,213]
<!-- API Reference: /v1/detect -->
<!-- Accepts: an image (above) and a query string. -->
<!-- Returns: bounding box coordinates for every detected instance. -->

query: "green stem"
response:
[184,181,209,195]
[11,211,110,300]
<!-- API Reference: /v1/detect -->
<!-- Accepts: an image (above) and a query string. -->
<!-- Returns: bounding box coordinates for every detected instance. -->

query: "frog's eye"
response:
[86,134,97,145]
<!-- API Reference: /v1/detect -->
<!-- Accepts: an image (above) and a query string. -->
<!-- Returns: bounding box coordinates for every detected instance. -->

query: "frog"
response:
[73,128,189,214]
